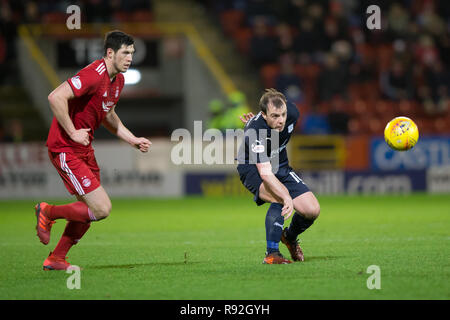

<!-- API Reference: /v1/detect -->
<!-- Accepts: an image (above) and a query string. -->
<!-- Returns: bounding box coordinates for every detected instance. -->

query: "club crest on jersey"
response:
[115,87,119,98]
[102,101,115,112]
[82,178,91,188]
[251,140,265,153]
[288,123,294,133]
[71,76,82,90]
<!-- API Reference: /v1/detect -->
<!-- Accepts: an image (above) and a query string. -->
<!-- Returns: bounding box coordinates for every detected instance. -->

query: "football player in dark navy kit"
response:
[237,89,320,264]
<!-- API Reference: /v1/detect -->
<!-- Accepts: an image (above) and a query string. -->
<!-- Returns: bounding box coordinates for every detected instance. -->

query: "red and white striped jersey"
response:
[47,59,125,153]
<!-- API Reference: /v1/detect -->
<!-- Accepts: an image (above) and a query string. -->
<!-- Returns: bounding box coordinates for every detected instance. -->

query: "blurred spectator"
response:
[2,119,23,143]
[0,121,10,142]
[117,0,153,12]
[276,23,295,56]
[317,53,349,101]
[327,96,349,134]
[416,1,446,37]
[380,58,414,101]
[273,0,307,27]
[249,16,278,67]
[387,3,410,39]
[83,0,112,23]
[0,0,18,85]
[275,53,303,104]
[244,0,274,22]
[24,1,40,24]
[321,17,351,53]
[349,54,376,84]
[414,35,440,68]
[293,18,321,63]
[419,60,450,115]
[302,110,330,135]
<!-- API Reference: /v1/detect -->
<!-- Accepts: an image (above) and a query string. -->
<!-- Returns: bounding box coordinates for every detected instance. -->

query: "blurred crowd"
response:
[0,0,153,85]
[0,0,153,140]
[200,0,450,135]
[1,0,449,137]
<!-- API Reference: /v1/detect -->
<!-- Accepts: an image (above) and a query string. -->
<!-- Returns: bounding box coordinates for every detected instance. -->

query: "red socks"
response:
[48,201,96,223]
[53,221,91,258]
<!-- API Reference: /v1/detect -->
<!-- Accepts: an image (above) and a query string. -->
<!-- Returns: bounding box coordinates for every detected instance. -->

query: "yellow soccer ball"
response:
[384,116,419,151]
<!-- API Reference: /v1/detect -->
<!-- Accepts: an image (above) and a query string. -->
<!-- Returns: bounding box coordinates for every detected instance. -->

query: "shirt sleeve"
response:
[67,68,100,97]
[287,100,300,122]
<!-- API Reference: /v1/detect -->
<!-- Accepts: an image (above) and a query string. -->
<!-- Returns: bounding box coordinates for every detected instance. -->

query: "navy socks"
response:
[286,212,315,241]
[265,203,284,253]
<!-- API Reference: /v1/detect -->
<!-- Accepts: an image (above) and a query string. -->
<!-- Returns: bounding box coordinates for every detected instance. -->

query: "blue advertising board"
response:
[185,169,427,195]
[371,136,450,171]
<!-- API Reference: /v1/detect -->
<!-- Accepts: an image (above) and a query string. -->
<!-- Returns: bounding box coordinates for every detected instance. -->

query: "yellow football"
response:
[384,116,419,151]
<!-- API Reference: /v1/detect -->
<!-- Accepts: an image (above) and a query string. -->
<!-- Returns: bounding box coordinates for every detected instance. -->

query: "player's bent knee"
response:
[305,203,320,220]
[92,202,112,220]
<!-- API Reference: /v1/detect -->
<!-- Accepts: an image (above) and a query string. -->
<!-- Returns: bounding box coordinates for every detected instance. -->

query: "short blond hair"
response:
[259,88,287,114]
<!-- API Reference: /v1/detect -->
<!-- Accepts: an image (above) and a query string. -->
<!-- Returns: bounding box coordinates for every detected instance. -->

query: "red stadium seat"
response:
[113,12,132,23]
[41,12,66,24]
[415,117,434,135]
[348,99,369,117]
[376,44,394,73]
[260,63,279,89]
[295,64,320,80]
[368,118,384,136]
[220,10,245,37]
[374,100,395,118]
[348,117,368,135]
[131,10,153,22]
[232,27,252,55]
[432,118,448,134]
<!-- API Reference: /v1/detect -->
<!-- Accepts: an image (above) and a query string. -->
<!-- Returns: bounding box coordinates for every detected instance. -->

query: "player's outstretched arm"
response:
[48,82,91,146]
[239,112,255,125]
[256,162,294,219]
[102,107,151,152]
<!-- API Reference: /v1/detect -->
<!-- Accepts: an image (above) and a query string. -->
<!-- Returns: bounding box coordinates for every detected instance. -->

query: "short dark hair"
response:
[103,30,134,57]
[259,88,287,114]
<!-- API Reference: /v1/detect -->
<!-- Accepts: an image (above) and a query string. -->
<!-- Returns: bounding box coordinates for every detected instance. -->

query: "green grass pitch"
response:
[0,194,448,300]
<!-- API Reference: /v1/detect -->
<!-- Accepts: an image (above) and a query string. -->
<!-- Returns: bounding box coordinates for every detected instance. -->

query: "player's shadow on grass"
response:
[89,262,200,269]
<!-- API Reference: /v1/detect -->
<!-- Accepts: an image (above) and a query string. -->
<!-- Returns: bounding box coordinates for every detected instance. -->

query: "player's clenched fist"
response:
[70,128,91,146]
[134,137,151,153]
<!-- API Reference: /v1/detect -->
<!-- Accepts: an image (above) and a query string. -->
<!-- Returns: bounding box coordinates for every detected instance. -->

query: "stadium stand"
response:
[198,0,450,135]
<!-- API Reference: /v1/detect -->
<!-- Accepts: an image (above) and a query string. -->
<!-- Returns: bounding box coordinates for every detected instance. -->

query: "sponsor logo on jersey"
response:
[251,140,265,153]
[71,76,82,90]
[102,101,115,112]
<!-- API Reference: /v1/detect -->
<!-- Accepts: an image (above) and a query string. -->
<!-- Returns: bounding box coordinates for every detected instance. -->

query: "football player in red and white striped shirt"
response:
[35,30,151,270]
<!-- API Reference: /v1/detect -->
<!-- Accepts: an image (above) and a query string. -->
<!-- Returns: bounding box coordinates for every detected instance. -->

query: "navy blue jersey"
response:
[237,101,300,170]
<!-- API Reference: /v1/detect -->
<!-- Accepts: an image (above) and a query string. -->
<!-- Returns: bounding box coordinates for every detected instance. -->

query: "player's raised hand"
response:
[281,197,294,220]
[134,137,151,153]
[239,112,255,125]
[70,128,91,146]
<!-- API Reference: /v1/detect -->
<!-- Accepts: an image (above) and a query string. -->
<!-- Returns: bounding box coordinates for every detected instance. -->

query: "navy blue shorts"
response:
[237,164,310,206]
